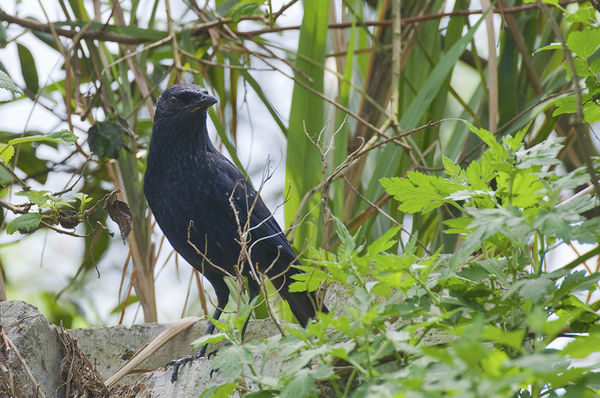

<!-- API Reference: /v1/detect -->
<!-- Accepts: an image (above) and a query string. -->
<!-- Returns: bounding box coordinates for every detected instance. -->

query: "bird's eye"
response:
[168,96,178,106]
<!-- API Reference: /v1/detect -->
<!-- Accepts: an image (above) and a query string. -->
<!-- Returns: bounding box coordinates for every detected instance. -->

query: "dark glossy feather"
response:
[144,84,324,332]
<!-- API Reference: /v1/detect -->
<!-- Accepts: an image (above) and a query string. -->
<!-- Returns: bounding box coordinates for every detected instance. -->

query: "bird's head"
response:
[155,84,217,122]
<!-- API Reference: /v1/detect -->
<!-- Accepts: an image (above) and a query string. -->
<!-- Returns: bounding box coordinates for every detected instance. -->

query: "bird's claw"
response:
[207,348,219,359]
[166,345,212,383]
[167,354,194,383]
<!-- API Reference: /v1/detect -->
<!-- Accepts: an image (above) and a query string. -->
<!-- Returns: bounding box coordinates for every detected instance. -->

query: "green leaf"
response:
[380,173,463,214]
[553,95,578,117]
[289,266,328,292]
[464,121,500,150]
[443,217,472,234]
[567,29,600,60]
[87,121,125,159]
[199,383,237,398]
[496,172,544,208]
[565,6,596,24]
[244,391,276,398]
[6,213,42,234]
[17,43,39,94]
[442,155,462,178]
[0,22,6,47]
[515,137,564,169]
[191,332,227,348]
[508,353,569,374]
[0,69,21,94]
[231,2,261,22]
[570,217,600,243]
[284,0,329,248]
[512,276,556,304]
[367,226,401,255]
[8,130,78,146]
[279,371,318,398]
[54,21,166,41]
[333,216,355,258]
[557,270,600,295]
[482,326,525,351]
[0,144,14,164]
[533,42,562,54]
[210,344,253,383]
[15,190,51,206]
[533,207,582,241]
[563,335,600,358]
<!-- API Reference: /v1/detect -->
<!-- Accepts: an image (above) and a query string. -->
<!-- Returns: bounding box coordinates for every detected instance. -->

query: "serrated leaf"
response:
[442,155,462,178]
[334,216,355,258]
[464,121,500,150]
[557,270,600,295]
[279,370,317,398]
[462,207,534,250]
[482,326,525,351]
[48,129,78,145]
[534,207,582,241]
[515,137,564,169]
[513,276,556,304]
[210,345,253,383]
[380,173,463,214]
[6,213,42,234]
[15,190,51,206]
[0,69,21,94]
[367,226,401,255]
[289,267,328,292]
[0,144,14,164]
[496,172,544,208]
[443,217,472,234]
[569,217,600,243]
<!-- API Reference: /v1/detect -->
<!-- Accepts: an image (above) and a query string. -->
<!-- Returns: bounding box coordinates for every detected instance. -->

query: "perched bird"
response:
[144,84,325,381]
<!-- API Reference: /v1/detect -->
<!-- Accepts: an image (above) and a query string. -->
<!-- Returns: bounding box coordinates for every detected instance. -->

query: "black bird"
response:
[144,84,325,380]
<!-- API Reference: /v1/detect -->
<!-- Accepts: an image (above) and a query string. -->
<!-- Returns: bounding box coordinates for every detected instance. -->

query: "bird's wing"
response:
[207,152,298,262]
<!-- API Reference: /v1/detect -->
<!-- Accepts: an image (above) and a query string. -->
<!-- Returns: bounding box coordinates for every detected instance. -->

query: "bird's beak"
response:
[190,94,217,112]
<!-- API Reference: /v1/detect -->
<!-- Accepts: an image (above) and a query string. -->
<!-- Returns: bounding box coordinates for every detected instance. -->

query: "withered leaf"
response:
[104,192,133,240]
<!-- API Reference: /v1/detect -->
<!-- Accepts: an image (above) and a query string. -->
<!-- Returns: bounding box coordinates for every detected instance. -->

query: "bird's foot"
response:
[167,344,221,382]
[167,354,194,383]
[167,344,211,383]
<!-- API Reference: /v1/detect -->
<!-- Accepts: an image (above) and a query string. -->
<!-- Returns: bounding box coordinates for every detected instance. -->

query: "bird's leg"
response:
[195,306,221,358]
[168,278,229,383]
[207,279,258,360]
[206,280,260,379]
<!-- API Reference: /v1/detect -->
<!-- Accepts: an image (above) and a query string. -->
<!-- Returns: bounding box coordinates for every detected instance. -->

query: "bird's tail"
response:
[271,268,328,328]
